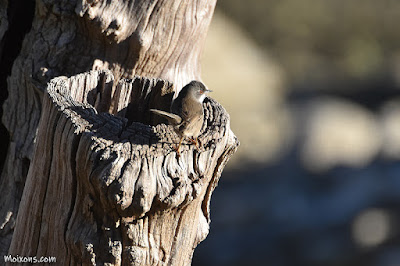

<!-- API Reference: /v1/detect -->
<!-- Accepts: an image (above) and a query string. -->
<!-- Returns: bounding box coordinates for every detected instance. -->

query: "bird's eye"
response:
[199,90,204,94]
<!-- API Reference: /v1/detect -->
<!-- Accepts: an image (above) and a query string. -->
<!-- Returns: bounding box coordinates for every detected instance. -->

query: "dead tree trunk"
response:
[8,71,238,264]
[0,0,239,263]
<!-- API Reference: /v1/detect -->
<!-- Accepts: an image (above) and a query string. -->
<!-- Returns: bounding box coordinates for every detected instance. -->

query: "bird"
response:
[150,80,212,156]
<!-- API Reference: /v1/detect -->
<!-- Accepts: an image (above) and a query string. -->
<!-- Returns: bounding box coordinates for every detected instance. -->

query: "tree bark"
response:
[0,0,236,262]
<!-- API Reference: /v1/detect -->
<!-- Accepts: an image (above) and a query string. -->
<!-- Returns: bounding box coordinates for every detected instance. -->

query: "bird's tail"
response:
[150,109,182,124]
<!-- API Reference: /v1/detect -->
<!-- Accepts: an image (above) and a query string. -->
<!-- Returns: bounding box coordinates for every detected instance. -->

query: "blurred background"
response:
[193,1,400,265]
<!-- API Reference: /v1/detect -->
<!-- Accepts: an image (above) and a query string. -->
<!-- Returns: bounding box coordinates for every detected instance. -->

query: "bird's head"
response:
[186,81,212,103]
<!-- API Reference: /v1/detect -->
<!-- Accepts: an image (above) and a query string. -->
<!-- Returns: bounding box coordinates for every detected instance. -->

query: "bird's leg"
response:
[189,137,200,150]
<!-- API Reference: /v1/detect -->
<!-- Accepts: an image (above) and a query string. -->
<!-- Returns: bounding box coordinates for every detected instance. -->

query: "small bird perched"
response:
[150,80,212,156]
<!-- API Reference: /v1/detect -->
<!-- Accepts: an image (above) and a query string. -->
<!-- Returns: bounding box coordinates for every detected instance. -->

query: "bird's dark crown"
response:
[187,80,207,93]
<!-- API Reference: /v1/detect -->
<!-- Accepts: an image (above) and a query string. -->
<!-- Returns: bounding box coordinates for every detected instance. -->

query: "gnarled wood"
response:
[9,71,238,265]
[0,0,217,256]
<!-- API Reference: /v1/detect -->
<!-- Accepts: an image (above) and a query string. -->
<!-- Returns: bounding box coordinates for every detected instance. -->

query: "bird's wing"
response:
[150,109,182,124]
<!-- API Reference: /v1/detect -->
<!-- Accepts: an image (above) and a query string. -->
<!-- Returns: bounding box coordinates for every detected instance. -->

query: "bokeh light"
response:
[193,1,400,265]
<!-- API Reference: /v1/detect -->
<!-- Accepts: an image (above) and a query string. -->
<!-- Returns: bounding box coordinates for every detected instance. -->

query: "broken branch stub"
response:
[9,70,238,265]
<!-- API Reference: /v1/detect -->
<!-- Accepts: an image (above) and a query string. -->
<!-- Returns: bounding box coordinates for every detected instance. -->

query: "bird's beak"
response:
[206,89,212,93]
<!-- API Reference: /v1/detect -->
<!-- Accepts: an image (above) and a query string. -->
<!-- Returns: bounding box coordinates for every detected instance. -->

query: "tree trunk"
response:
[0,0,239,263]
[8,71,238,264]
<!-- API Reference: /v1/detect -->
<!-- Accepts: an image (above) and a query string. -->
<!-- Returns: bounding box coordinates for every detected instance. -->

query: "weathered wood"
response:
[0,0,217,256]
[9,71,238,265]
